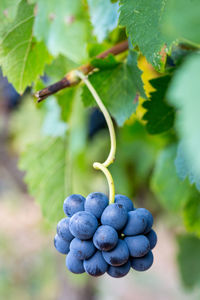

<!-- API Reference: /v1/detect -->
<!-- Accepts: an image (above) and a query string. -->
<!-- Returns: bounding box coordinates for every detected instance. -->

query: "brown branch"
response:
[35,40,128,102]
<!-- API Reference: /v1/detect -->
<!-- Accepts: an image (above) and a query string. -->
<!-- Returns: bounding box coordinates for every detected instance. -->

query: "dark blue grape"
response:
[115,194,134,212]
[145,229,157,250]
[63,194,85,217]
[93,225,118,251]
[123,210,147,236]
[66,252,85,274]
[57,218,74,242]
[69,211,98,240]
[102,239,129,266]
[107,261,131,278]
[54,234,70,254]
[70,238,95,260]
[85,192,109,219]
[135,208,153,234]
[125,235,150,257]
[101,203,128,231]
[84,251,108,276]
[131,251,153,271]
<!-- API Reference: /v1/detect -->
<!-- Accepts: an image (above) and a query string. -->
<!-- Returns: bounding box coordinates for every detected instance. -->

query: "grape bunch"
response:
[54,193,157,278]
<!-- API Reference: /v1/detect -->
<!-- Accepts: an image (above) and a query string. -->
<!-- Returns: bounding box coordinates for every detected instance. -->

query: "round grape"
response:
[85,192,109,219]
[66,252,85,274]
[54,234,70,254]
[131,251,153,271]
[101,203,128,231]
[70,238,95,260]
[69,211,98,240]
[107,261,131,278]
[63,194,85,217]
[93,225,118,251]
[145,229,157,250]
[84,251,108,277]
[135,208,153,234]
[123,210,147,236]
[102,239,129,266]
[125,235,150,257]
[57,217,73,242]
[115,194,134,212]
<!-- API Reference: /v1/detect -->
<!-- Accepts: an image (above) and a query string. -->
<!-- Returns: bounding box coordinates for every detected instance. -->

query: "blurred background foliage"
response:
[1,0,200,299]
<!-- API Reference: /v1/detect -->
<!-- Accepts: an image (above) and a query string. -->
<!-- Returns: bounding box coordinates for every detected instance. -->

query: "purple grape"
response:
[70,238,95,260]
[131,251,153,271]
[125,235,150,257]
[93,225,118,251]
[84,251,108,277]
[115,194,134,211]
[102,239,129,266]
[54,234,70,254]
[63,194,85,217]
[66,252,85,274]
[85,192,109,219]
[57,217,73,242]
[101,203,128,230]
[69,211,98,240]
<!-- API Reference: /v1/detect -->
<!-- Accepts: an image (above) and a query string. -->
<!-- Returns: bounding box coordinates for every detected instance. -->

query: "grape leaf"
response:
[33,0,90,63]
[119,0,173,70]
[19,136,68,223]
[91,54,119,69]
[162,0,200,46]
[45,55,78,83]
[10,95,45,153]
[175,143,200,191]
[143,76,175,134]
[82,51,146,126]
[19,88,88,224]
[177,235,200,288]
[0,0,52,93]
[87,0,119,42]
[151,145,191,212]
[167,54,200,179]
[42,97,67,137]
[183,189,200,237]
[56,88,76,122]
[0,0,21,25]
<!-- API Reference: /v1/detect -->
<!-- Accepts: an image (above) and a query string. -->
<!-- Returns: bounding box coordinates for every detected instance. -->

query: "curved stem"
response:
[76,71,116,167]
[76,70,116,203]
[93,163,115,204]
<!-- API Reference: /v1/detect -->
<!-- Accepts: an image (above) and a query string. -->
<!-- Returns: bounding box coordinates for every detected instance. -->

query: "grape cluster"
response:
[54,193,157,278]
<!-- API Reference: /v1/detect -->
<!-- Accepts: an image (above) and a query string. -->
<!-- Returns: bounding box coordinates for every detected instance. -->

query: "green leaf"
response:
[56,88,76,122]
[42,97,67,137]
[175,143,200,191]
[33,0,90,63]
[82,51,146,126]
[143,76,175,134]
[183,189,200,237]
[19,136,68,223]
[162,0,200,46]
[87,0,119,42]
[45,55,78,82]
[0,0,21,25]
[177,234,200,288]
[0,0,52,93]
[167,54,200,179]
[91,53,119,69]
[10,95,45,153]
[19,88,89,224]
[151,145,191,212]
[119,0,173,70]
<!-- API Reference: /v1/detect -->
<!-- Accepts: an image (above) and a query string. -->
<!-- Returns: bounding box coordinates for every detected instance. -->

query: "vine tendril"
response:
[76,70,116,204]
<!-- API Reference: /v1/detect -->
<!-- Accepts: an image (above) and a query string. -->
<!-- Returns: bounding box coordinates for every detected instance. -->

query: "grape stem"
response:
[76,70,116,204]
